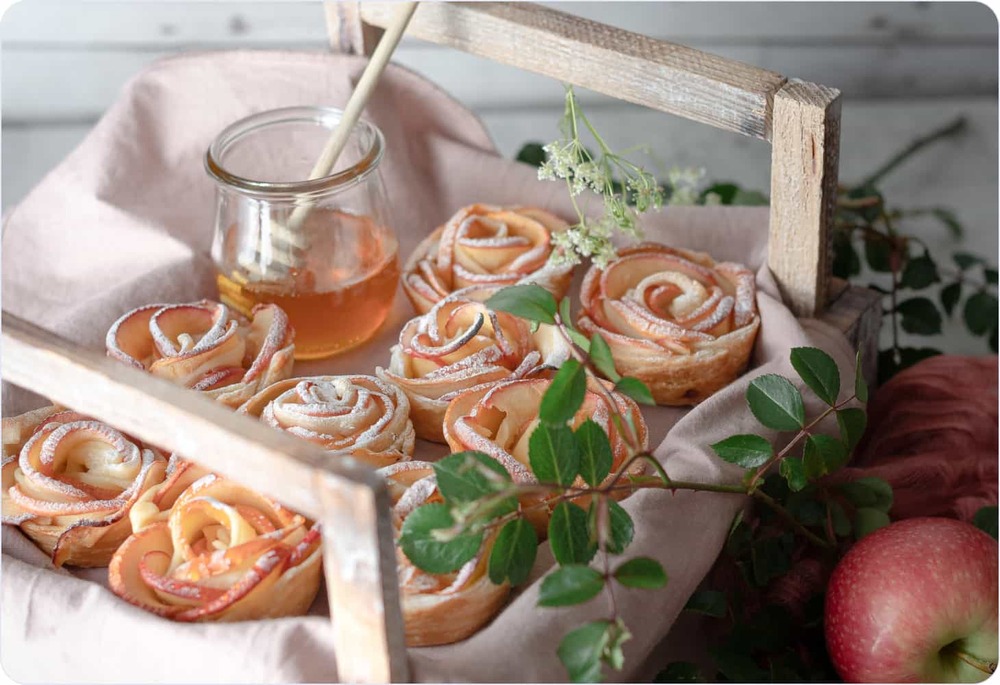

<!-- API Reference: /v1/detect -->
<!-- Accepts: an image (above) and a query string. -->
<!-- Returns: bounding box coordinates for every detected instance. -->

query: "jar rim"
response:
[204,106,384,196]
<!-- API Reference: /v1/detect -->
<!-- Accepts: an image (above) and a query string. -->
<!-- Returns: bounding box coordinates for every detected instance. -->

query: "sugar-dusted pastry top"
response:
[109,474,322,622]
[238,375,415,468]
[106,300,295,408]
[379,460,510,646]
[402,204,574,314]
[379,285,568,443]
[1,407,171,567]
[577,242,760,405]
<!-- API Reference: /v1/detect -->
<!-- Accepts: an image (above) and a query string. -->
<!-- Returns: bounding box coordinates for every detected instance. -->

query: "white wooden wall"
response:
[1,1,997,355]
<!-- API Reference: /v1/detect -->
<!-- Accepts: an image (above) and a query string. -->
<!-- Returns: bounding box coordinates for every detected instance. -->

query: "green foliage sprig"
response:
[398,284,887,682]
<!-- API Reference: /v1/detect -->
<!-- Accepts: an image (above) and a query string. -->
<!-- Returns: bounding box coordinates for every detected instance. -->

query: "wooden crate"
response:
[2,3,882,682]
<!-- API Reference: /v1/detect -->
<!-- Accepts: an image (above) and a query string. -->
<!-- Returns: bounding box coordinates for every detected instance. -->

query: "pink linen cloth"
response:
[0,51,858,683]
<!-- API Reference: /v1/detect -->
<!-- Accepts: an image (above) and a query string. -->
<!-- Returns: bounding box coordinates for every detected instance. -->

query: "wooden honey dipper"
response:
[240,2,418,282]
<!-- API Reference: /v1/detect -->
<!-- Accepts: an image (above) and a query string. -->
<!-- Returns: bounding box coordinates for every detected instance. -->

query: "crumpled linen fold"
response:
[1,50,857,683]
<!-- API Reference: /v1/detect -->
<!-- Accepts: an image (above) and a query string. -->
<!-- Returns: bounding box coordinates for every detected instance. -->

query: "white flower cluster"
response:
[666,166,707,206]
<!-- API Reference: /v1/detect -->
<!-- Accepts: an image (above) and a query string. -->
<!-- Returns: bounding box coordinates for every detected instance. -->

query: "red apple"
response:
[826,517,998,682]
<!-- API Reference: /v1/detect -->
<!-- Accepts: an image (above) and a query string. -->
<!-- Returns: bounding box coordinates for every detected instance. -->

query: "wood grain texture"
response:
[324,1,382,55]
[0,312,383,518]
[821,283,883,387]
[358,1,787,139]
[768,79,842,317]
[318,472,409,683]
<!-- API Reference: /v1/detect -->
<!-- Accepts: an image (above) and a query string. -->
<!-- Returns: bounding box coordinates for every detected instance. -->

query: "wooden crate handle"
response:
[325,1,841,316]
[0,312,409,683]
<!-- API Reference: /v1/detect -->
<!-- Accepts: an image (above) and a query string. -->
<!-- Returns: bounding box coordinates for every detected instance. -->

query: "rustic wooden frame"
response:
[3,3,882,683]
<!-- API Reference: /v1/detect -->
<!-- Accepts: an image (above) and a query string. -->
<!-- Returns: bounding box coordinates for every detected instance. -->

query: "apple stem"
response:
[953,649,996,676]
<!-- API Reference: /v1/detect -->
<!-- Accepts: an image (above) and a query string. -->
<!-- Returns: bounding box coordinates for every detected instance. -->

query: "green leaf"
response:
[837,407,868,451]
[831,232,861,279]
[433,451,513,505]
[839,477,893,512]
[941,282,962,316]
[539,564,605,606]
[931,207,964,238]
[529,423,580,486]
[830,501,852,537]
[614,376,655,405]
[900,253,940,289]
[789,347,841,405]
[699,182,740,205]
[605,500,634,555]
[854,507,891,539]
[973,505,998,540]
[540,359,587,425]
[846,184,884,223]
[986,268,998,285]
[683,589,726,618]
[864,239,893,273]
[559,297,574,326]
[878,347,942,384]
[898,297,943,335]
[589,333,620,382]
[576,419,614,487]
[855,351,868,402]
[991,327,998,353]
[710,434,773,469]
[779,457,808,492]
[488,518,538,586]
[549,501,596,565]
[605,619,631,672]
[803,434,848,477]
[515,142,546,168]
[486,284,558,325]
[746,374,805,431]
[954,252,983,271]
[613,557,668,589]
[750,532,793,586]
[558,621,610,683]
[731,188,769,206]
[566,326,591,352]
[399,503,483,574]
[655,662,705,683]
[964,292,999,336]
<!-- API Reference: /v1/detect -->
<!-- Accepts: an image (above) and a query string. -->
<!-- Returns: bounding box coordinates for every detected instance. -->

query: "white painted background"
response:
[1,1,997,354]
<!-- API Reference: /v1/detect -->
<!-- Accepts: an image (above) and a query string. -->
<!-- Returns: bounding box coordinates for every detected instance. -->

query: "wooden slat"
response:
[821,283,883,387]
[357,1,787,140]
[768,79,842,316]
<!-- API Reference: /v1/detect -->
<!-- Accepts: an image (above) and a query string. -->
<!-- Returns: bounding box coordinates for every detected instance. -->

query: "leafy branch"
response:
[398,284,889,682]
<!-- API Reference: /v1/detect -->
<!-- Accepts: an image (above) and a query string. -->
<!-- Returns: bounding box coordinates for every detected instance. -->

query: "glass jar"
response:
[206,106,399,360]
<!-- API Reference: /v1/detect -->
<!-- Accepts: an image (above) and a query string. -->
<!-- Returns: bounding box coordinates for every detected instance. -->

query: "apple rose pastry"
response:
[443,377,648,530]
[402,204,574,314]
[238,375,414,468]
[378,289,568,443]
[380,461,510,646]
[577,243,760,405]
[109,474,322,622]
[1,407,169,567]
[106,300,295,408]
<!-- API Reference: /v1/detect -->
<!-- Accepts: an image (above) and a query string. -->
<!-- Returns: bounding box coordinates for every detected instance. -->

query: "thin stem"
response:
[861,116,967,188]
[753,490,833,549]
[952,648,996,676]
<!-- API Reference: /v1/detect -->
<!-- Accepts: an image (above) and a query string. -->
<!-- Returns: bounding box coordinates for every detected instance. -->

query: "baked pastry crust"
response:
[379,460,510,646]
[402,204,574,315]
[442,376,648,531]
[378,286,568,443]
[108,474,322,622]
[577,243,760,405]
[1,408,170,567]
[106,300,295,408]
[238,375,415,468]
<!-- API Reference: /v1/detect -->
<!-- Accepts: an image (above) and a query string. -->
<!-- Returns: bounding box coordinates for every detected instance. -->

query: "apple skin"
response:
[825,517,998,683]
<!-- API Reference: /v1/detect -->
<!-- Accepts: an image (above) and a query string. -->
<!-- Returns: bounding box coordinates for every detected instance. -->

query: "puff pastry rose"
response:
[378,287,568,443]
[238,375,414,468]
[380,460,510,646]
[109,474,322,622]
[1,407,171,567]
[577,243,760,405]
[107,300,295,408]
[402,204,574,314]
[443,376,648,529]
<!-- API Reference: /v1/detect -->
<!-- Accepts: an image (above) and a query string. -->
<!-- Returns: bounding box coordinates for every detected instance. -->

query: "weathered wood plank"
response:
[821,283,883,387]
[769,79,842,316]
[358,1,787,140]
[0,311,382,518]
